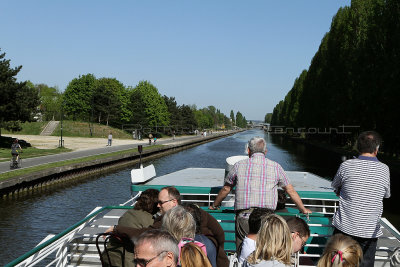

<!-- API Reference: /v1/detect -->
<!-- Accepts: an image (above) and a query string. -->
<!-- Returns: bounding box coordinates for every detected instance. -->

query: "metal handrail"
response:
[5,206,128,267]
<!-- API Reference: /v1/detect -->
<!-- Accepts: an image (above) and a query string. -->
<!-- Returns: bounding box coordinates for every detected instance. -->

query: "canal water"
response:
[0,129,398,265]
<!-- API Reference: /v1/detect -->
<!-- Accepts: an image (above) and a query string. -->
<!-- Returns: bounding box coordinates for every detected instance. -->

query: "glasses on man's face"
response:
[293,232,307,248]
[157,199,175,206]
[134,251,167,267]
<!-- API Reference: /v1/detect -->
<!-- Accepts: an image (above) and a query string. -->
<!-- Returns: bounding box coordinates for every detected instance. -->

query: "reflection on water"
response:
[0,129,398,265]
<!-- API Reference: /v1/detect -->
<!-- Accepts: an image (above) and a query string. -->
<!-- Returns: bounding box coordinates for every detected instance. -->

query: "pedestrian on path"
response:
[107,132,112,146]
[149,133,153,145]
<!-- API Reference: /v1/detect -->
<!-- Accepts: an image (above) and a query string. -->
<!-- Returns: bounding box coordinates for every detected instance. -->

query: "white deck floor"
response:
[145,168,334,192]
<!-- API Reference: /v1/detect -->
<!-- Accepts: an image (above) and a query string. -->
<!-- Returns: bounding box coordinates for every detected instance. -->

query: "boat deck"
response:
[7,168,400,267]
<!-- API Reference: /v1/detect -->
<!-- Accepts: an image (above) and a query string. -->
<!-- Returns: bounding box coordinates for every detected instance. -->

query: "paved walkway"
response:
[0,133,229,174]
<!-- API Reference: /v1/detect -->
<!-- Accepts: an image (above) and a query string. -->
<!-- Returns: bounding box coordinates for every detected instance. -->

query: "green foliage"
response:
[271,0,400,154]
[130,81,170,127]
[264,113,272,123]
[52,120,132,138]
[163,96,181,126]
[63,73,96,120]
[230,110,235,125]
[33,83,62,121]
[92,77,127,126]
[179,104,197,130]
[0,49,40,134]
[235,111,247,128]
[1,121,46,135]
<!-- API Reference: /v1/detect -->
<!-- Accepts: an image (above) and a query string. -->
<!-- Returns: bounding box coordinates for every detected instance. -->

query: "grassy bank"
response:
[0,147,72,162]
[1,121,133,139]
[51,121,132,138]
[1,121,47,135]
[0,145,163,181]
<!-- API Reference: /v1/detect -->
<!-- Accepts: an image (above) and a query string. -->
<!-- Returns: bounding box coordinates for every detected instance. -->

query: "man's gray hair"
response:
[134,229,179,264]
[247,136,267,154]
[162,205,196,241]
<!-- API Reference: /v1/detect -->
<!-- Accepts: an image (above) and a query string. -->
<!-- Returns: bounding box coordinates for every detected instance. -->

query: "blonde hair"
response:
[180,242,212,267]
[317,234,363,267]
[247,214,292,265]
[162,206,196,241]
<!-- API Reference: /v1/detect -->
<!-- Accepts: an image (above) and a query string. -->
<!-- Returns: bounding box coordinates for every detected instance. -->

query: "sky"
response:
[1,0,350,121]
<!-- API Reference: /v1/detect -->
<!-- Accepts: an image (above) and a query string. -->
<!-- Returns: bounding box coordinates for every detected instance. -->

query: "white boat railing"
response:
[5,207,107,267]
[7,188,399,267]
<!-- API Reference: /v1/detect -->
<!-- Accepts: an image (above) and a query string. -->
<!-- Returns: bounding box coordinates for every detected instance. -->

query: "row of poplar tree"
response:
[0,49,248,135]
[270,0,400,155]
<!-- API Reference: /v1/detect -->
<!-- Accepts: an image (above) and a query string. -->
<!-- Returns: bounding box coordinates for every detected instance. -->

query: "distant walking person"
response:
[149,133,153,145]
[107,132,112,146]
[331,131,390,267]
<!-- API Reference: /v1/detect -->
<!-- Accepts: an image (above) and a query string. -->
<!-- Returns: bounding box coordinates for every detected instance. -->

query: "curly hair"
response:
[134,188,159,215]
[317,234,363,267]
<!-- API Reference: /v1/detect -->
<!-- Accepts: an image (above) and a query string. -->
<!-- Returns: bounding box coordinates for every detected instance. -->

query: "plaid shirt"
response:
[225,153,290,210]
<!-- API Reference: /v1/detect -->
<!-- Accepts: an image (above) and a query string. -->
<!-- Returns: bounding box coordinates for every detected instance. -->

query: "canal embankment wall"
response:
[0,131,241,197]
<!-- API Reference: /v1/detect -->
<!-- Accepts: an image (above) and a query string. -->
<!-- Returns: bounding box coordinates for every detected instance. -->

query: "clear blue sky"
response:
[2,0,350,120]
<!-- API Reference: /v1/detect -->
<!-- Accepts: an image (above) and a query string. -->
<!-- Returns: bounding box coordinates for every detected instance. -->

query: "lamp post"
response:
[59,102,64,148]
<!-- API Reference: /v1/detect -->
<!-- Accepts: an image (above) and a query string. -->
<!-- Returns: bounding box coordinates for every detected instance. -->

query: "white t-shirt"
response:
[239,237,256,263]
[243,259,290,267]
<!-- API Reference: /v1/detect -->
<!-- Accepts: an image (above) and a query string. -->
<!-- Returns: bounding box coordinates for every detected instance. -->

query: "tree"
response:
[63,74,96,120]
[179,104,197,131]
[163,95,181,127]
[31,82,62,121]
[230,110,235,126]
[194,108,212,129]
[264,113,272,123]
[236,111,247,128]
[130,81,170,127]
[92,77,126,126]
[0,49,39,133]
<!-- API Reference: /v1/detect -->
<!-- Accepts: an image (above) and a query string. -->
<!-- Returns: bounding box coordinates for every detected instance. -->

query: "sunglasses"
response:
[134,251,167,266]
[157,199,175,205]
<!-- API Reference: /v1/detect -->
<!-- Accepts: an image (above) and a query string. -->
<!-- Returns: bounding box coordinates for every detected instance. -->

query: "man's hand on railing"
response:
[301,208,312,214]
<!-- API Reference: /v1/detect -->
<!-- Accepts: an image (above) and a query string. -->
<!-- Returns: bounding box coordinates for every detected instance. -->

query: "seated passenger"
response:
[244,214,292,267]
[183,203,218,267]
[101,188,159,267]
[162,206,214,267]
[239,208,274,263]
[110,186,229,267]
[119,188,160,228]
[180,242,212,267]
[317,234,363,267]
[287,217,313,266]
[134,229,179,267]
[286,217,310,254]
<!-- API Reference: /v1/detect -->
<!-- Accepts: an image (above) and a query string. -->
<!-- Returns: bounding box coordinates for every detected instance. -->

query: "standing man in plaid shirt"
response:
[209,136,312,249]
